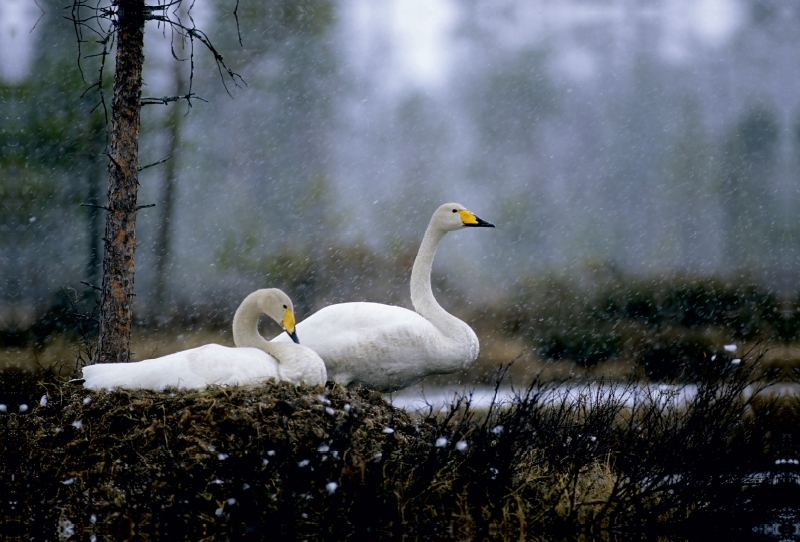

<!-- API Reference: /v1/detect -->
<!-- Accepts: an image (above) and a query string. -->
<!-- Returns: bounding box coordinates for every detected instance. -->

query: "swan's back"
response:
[273,302,478,391]
[83,343,326,391]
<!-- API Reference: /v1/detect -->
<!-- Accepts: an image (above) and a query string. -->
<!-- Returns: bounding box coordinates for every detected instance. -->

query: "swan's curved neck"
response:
[232,295,271,352]
[410,224,466,337]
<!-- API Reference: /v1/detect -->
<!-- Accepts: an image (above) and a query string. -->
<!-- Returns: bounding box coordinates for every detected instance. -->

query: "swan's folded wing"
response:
[83,344,281,391]
[273,302,453,390]
[83,350,205,391]
[183,345,281,386]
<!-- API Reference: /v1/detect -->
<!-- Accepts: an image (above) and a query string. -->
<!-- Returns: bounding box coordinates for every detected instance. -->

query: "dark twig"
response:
[139,155,173,171]
[80,203,109,211]
[141,94,206,106]
[233,0,242,46]
[31,0,45,33]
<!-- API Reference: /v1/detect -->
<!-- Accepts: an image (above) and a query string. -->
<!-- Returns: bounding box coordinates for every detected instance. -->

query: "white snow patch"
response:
[58,518,75,539]
[0,404,6,412]
[218,453,229,460]
[325,407,336,416]
[19,404,28,413]
[298,459,310,467]
[227,498,236,505]
[491,425,504,435]
[724,344,737,353]
[382,427,395,434]
[61,478,75,485]
[72,420,83,429]
[318,444,330,453]
[326,481,338,494]
[731,359,741,365]
[456,440,468,451]
[83,397,92,405]
[435,437,448,447]
[267,450,276,456]
[40,395,47,407]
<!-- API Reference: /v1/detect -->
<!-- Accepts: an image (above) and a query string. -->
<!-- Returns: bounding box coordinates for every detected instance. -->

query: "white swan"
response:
[272,203,494,392]
[83,289,327,391]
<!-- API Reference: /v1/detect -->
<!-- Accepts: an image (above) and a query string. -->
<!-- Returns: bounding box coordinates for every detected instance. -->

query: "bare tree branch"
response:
[141,94,206,106]
[81,203,110,211]
[138,155,173,171]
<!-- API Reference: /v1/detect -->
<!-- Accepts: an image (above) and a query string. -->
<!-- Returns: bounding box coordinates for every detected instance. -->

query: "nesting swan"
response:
[272,203,495,392]
[82,289,327,391]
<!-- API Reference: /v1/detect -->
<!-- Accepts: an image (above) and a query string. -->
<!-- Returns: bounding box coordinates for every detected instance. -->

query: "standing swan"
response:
[83,289,327,391]
[272,203,494,392]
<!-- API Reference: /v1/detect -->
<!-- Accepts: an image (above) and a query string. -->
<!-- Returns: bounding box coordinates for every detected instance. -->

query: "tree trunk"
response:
[94,0,145,363]
[152,61,185,323]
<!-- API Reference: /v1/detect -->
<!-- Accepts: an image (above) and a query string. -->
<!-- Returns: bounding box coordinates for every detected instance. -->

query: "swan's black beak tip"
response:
[468,216,495,228]
[289,329,300,344]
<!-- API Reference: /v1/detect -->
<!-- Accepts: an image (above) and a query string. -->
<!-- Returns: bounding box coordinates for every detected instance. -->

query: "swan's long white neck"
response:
[232,294,272,352]
[410,223,470,339]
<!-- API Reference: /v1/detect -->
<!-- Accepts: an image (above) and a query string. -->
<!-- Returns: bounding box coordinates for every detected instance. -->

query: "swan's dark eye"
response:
[283,304,287,309]
[452,209,457,213]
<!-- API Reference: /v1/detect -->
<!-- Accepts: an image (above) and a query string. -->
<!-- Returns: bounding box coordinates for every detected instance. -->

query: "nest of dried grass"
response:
[0,358,789,541]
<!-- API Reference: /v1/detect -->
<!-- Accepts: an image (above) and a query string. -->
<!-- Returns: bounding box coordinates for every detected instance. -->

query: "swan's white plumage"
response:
[273,203,493,392]
[83,289,326,391]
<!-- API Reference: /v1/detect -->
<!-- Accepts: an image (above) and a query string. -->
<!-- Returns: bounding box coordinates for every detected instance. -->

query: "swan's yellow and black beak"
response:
[281,308,300,344]
[458,209,495,228]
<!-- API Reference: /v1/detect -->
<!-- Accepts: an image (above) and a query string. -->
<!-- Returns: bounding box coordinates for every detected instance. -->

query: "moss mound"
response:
[0,359,791,541]
[3,380,417,540]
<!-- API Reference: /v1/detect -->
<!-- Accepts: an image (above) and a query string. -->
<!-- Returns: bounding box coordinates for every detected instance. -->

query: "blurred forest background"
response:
[2,0,799,382]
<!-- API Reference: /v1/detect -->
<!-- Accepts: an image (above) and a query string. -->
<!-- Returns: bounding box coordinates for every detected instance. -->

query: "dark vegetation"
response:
[1,356,797,540]
[497,272,798,380]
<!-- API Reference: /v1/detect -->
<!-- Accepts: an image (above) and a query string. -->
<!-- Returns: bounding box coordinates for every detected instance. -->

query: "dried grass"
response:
[0,354,786,541]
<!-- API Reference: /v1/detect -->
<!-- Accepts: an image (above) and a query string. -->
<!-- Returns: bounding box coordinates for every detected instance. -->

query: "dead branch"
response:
[138,154,173,171]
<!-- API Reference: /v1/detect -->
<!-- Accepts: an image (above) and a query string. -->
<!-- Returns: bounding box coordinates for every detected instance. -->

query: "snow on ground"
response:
[388,383,800,412]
